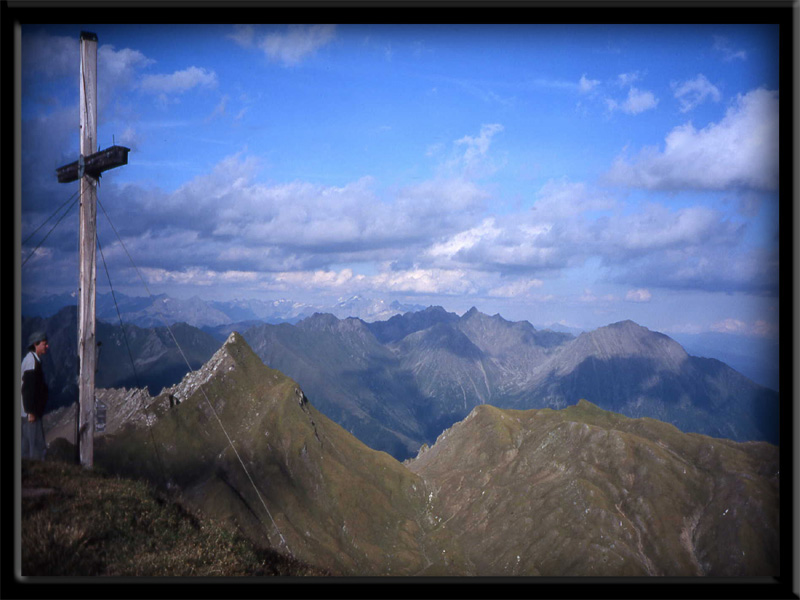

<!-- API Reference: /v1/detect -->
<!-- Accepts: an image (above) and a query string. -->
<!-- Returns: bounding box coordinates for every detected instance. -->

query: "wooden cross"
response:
[56,31,129,468]
[56,145,130,184]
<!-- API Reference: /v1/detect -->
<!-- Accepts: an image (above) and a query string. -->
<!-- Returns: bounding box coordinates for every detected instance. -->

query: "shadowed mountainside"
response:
[242,309,778,459]
[505,320,780,445]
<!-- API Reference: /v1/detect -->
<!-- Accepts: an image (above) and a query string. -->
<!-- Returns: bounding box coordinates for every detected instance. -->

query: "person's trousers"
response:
[21,417,46,460]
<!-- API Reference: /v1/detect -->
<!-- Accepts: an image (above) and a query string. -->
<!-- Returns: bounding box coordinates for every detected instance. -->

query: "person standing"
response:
[21,331,49,460]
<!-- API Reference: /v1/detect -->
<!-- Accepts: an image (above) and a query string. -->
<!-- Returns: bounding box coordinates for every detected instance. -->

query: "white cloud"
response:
[609,241,777,297]
[752,319,778,338]
[116,126,140,151]
[672,74,721,113]
[604,71,658,115]
[99,44,155,85]
[580,289,616,304]
[97,46,157,121]
[289,265,544,300]
[713,36,747,61]
[114,147,494,281]
[228,24,256,48]
[469,239,561,271]
[371,268,477,295]
[532,179,616,221]
[425,212,563,273]
[587,200,771,294]
[606,87,778,191]
[456,123,503,159]
[206,94,230,122]
[711,318,749,334]
[607,86,659,115]
[23,33,156,121]
[625,288,652,303]
[140,66,218,95]
[423,178,615,274]
[137,266,269,290]
[143,262,547,301]
[396,177,489,219]
[448,123,505,178]
[273,268,365,291]
[267,266,480,297]
[427,218,501,261]
[417,173,766,296]
[616,72,642,87]
[74,122,772,300]
[488,278,544,298]
[228,24,336,67]
[259,25,336,66]
[578,74,600,93]
[604,204,740,252]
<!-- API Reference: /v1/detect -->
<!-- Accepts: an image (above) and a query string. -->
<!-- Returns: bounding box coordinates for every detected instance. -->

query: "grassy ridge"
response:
[92,333,438,576]
[406,400,779,576]
[20,458,328,577]
[26,329,779,577]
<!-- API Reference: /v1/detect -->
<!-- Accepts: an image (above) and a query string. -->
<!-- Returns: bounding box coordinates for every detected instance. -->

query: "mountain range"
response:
[43,332,778,577]
[26,304,779,461]
[241,307,779,458]
[21,290,777,390]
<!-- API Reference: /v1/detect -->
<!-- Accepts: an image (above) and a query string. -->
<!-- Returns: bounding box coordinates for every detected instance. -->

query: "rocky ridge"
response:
[90,333,446,576]
[242,309,779,458]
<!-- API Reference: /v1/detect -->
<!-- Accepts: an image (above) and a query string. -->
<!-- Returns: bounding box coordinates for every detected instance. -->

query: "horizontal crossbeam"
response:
[57,145,130,183]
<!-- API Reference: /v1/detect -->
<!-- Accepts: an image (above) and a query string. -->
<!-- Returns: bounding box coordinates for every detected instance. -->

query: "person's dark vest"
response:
[21,352,48,418]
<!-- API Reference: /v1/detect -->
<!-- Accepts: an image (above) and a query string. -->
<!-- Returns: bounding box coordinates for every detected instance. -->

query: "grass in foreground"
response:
[21,456,328,577]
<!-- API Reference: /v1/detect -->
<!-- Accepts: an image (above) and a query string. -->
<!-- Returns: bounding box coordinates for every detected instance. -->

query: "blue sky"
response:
[20,22,781,338]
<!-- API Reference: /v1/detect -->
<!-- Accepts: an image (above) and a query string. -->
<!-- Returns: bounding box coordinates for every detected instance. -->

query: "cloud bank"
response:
[606,88,778,191]
[19,26,779,338]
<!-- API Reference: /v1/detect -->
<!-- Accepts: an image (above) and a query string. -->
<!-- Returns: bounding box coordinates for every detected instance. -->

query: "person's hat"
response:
[27,331,48,348]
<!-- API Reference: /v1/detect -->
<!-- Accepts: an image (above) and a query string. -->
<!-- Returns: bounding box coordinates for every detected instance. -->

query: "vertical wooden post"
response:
[78,31,98,468]
[58,32,127,468]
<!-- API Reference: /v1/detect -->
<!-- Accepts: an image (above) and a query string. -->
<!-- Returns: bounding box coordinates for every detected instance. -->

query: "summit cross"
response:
[55,31,129,468]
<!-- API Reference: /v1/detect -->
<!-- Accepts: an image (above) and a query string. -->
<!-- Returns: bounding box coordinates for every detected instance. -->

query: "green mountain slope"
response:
[45,333,778,577]
[406,400,779,576]
[93,332,451,576]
